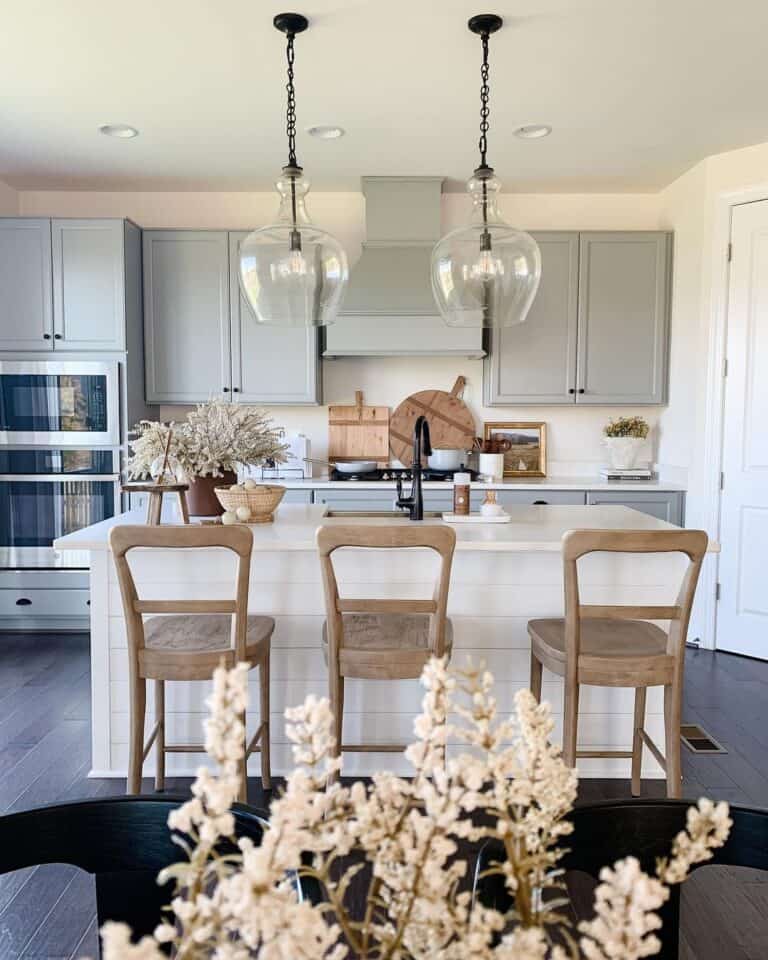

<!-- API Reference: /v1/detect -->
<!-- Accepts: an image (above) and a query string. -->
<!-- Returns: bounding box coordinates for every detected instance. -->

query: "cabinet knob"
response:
[232,387,240,393]
[222,387,230,393]
[533,500,548,505]
[15,598,32,606]
[54,333,62,340]
[578,388,585,394]
[43,333,51,340]
[568,388,575,394]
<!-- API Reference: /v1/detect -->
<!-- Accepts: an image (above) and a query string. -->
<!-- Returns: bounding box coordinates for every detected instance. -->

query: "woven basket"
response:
[214,484,286,523]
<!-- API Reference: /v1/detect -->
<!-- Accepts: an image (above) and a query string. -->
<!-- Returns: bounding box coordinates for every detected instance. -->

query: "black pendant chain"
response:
[478,30,490,171]
[285,31,298,169]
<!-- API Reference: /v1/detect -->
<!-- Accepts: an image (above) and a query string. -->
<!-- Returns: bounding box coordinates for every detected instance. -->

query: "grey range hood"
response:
[324,176,485,358]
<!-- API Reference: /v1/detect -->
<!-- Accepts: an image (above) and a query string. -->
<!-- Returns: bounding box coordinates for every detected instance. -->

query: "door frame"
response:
[700,182,768,650]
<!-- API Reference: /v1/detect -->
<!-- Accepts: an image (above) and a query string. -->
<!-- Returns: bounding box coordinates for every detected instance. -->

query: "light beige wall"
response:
[657,161,708,486]
[0,180,18,215]
[18,186,665,473]
[659,140,768,526]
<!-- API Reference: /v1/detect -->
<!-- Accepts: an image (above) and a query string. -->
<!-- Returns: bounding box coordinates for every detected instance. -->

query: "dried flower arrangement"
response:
[99,660,731,960]
[126,400,289,481]
[603,416,650,440]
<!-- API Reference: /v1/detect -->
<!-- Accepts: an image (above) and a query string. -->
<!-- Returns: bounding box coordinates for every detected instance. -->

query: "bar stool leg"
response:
[329,671,344,762]
[530,652,543,703]
[238,709,248,804]
[260,653,272,790]
[664,682,682,799]
[562,681,579,768]
[127,674,146,795]
[631,686,646,797]
[155,680,165,792]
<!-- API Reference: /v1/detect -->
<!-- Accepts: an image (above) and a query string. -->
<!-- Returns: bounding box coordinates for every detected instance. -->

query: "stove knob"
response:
[382,472,390,480]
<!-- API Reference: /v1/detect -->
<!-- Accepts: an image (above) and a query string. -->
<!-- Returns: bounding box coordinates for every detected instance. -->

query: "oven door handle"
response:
[0,474,121,482]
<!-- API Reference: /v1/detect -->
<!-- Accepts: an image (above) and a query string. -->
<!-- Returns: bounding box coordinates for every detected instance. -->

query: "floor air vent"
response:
[681,724,727,754]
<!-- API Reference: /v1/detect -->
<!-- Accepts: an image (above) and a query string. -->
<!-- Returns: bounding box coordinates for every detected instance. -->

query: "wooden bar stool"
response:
[317,524,456,761]
[109,524,272,800]
[528,528,708,798]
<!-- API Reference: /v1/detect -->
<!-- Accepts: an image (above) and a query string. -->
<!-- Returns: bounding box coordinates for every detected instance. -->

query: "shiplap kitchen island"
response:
[55,503,709,781]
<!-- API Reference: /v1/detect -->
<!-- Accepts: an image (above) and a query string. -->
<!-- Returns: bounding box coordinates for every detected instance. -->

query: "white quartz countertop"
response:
[54,503,715,554]
[258,475,686,491]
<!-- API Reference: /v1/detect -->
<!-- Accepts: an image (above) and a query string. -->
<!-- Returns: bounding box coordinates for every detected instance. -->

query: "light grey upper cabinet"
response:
[0,219,54,350]
[143,231,231,404]
[228,233,320,404]
[576,232,670,404]
[52,219,126,351]
[484,232,579,404]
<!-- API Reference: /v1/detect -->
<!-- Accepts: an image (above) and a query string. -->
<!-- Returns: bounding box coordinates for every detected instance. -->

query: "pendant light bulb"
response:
[431,15,541,328]
[238,14,348,327]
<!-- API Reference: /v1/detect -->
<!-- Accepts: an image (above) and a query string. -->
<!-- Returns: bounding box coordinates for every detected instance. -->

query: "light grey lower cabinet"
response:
[313,489,454,512]
[485,233,579,404]
[576,232,670,404]
[52,219,127,350]
[0,219,53,350]
[228,233,320,404]
[143,231,232,404]
[494,490,586,507]
[586,490,684,526]
[281,490,313,504]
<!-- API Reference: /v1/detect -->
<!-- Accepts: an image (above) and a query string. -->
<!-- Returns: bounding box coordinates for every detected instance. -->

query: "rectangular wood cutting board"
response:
[328,390,390,464]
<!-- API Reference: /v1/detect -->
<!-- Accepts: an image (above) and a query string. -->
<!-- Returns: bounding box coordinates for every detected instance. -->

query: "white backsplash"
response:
[159,355,667,480]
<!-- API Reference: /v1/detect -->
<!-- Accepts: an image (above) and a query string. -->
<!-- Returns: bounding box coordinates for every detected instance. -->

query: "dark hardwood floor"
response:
[0,633,766,958]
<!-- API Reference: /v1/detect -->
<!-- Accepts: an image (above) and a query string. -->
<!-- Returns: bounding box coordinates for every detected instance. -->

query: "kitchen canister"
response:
[478,452,505,481]
[453,471,471,516]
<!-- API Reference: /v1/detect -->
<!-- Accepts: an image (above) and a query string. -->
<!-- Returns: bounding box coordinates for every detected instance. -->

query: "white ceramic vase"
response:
[604,436,644,470]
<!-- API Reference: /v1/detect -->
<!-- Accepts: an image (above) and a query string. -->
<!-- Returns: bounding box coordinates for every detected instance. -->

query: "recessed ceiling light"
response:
[306,125,345,140]
[514,124,552,140]
[99,124,139,139]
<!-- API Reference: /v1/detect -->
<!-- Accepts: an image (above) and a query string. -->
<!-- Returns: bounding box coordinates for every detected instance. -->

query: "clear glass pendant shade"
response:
[239,170,348,327]
[431,172,541,328]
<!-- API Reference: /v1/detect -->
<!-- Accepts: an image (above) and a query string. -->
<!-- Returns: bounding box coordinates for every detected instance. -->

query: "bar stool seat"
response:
[529,617,671,681]
[140,614,274,681]
[322,613,453,679]
[145,613,274,652]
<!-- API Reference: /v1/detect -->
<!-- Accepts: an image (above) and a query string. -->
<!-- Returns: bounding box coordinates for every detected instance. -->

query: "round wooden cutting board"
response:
[389,376,477,466]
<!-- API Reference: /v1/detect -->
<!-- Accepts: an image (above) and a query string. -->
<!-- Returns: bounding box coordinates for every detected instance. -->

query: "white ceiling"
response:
[2,0,768,193]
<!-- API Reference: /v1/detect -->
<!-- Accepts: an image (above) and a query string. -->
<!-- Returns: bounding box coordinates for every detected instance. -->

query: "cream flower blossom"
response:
[97,659,731,960]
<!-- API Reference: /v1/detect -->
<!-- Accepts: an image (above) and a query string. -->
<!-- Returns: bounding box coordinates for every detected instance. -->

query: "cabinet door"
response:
[586,490,684,526]
[484,232,579,404]
[228,233,320,404]
[0,219,53,350]
[576,232,670,404]
[143,231,231,403]
[494,490,586,507]
[52,219,125,350]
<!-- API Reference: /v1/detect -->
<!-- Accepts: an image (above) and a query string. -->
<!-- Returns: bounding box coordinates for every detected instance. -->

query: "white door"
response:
[717,200,768,658]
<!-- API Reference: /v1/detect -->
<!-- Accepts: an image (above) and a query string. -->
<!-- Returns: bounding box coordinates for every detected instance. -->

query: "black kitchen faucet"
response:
[395,415,431,520]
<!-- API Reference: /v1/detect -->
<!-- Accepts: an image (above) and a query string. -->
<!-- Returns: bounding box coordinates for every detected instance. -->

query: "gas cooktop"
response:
[329,467,479,482]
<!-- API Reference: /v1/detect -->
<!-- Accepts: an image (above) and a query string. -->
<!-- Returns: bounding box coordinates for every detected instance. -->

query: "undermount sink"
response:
[324,510,443,519]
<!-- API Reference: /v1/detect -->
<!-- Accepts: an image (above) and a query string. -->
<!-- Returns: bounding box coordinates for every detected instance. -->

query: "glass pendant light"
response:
[239,13,348,327]
[431,14,541,328]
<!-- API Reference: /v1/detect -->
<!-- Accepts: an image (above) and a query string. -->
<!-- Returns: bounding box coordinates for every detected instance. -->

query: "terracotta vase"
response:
[185,471,237,517]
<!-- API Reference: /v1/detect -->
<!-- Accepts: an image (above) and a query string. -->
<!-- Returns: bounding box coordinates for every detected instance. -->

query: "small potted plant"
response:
[127,400,288,516]
[603,415,650,470]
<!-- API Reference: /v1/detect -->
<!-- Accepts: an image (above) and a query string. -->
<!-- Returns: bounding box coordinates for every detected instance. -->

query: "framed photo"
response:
[483,421,547,478]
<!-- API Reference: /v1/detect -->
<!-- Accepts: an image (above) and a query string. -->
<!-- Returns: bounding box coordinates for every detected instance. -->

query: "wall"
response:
[0,180,18,215]
[19,187,665,474]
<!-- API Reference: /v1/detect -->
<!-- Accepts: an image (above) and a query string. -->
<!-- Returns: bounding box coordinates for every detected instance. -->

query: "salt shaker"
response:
[453,471,471,516]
